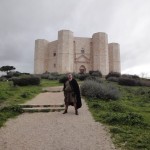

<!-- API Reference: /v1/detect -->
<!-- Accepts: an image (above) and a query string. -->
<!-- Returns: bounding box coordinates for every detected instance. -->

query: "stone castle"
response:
[34,30,121,75]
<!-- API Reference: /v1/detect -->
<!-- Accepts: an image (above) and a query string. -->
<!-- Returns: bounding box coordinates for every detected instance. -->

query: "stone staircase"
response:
[19,87,65,113]
[19,104,65,113]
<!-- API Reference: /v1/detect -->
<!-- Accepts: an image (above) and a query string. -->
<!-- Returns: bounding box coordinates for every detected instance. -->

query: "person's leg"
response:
[74,102,78,115]
[63,92,68,114]
[63,103,68,114]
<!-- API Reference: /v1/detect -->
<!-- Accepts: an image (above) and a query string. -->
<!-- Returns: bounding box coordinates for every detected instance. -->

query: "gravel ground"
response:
[0,92,116,150]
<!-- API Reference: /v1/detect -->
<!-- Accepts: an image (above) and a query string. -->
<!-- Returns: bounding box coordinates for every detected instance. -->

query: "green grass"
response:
[0,79,62,127]
[1,78,149,149]
[0,81,41,127]
[40,79,63,87]
[85,82,150,150]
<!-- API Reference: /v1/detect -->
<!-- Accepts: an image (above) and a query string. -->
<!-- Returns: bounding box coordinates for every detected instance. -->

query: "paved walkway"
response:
[0,87,116,150]
[23,92,64,106]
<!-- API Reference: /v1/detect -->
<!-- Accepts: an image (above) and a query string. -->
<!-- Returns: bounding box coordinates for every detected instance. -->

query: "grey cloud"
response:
[0,0,150,76]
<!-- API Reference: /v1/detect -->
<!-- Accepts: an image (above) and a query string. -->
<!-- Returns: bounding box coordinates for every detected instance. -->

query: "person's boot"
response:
[75,110,78,115]
[63,109,67,114]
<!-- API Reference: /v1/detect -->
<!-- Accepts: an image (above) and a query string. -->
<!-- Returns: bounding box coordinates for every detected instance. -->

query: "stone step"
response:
[19,104,64,108]
[22,107,65,113]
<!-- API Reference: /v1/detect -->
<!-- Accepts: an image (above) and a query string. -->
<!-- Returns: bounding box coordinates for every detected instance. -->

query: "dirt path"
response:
[0,90,116,150]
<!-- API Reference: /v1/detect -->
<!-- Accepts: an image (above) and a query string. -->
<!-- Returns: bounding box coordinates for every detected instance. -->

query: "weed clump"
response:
[102,112,146,126]
[109,102,126,113]
[20,92,30,98]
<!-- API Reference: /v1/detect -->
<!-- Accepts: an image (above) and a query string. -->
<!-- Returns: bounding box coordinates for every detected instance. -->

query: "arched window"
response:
[81,48,85,54]
[79,65,86,73]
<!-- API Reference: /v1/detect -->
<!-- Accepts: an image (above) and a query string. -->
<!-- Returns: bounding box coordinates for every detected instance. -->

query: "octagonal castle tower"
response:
[34,30,121,75]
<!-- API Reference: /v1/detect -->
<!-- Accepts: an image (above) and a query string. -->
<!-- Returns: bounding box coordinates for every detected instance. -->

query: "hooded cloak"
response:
[63,79,82,109]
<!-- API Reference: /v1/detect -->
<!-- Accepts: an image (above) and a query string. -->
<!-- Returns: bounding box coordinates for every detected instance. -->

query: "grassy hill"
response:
[0,76,150,149]
[83,80,150,150]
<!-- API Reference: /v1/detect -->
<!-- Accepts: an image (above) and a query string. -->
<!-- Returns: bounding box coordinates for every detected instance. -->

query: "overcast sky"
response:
[0,0,150,77]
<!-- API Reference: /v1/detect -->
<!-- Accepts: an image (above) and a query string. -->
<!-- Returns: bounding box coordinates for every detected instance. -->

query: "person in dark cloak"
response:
[63,73,82,115]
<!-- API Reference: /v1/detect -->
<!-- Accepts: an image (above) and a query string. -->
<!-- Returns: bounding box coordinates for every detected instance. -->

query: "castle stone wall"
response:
[108,43,121,73]
[57,30,74,73]
[92,32,109,75]
[34,30,121,75]
[48,40,58,72]
[74,37,92,72]
[34,39,49,74]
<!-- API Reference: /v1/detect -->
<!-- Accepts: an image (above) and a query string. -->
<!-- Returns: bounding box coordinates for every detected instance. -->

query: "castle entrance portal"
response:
[79,65,86,74]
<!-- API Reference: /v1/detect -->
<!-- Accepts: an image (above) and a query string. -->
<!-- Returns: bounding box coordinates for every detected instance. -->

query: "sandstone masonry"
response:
[34,30,121,75]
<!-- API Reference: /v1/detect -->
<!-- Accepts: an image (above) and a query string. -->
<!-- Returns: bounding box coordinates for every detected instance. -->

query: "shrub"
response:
[48,74,58,80]
[72,73,82,80]
[81,80,101,98]
[86,76,103,83]
[118,77,137,86]
[1,71,29,79]
[105,72,121,79]
[104,84,120,100]
[12,76,40,86]
[89,70,102,77]
[41,72,63,80]
[139,80,150,87]
[7,71,22,77]
[121,74,140,79]
[118,75,150,87]
[107,77,119,82]
[0,76,7,81]
[86,76,97,80]
[41,73,50,79]
[80,80,120,100]
[59,75,68,83]
[132,75,140,79]
[2,74,12,79]
[78,73,90,81]
[50,72,59,76]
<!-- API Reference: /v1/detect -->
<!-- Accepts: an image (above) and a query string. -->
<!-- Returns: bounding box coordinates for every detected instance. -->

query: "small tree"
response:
[0,66,16,74]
